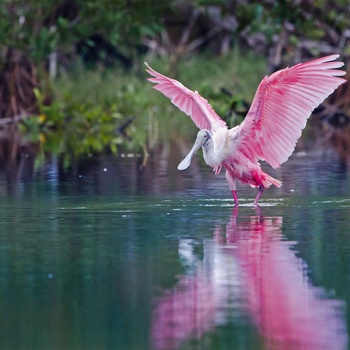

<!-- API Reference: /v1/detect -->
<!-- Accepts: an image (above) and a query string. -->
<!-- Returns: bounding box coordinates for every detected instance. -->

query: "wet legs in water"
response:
[232,190,239,206]
[253,186,264,206]
[232,186,264,206]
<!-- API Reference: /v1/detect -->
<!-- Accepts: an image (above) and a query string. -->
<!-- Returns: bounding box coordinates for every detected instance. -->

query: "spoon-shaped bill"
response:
[177,134,206,170]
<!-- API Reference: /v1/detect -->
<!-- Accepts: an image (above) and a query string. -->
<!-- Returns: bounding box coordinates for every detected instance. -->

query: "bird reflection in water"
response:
[151,209,347,350]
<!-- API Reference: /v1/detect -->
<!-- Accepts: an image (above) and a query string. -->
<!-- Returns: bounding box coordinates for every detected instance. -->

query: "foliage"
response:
[2,0,348,165]
[18,48,266,167]
[234,1,350,62]
[1,0,349,117]
[0,0,170,118]
[0,0,168,65]
[20,86,134,158]
[2,0,348,70]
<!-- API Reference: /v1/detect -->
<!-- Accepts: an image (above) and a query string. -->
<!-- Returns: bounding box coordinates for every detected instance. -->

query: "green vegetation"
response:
[1,0,348,167]
[0,0,166,117]
[18,48,266,164]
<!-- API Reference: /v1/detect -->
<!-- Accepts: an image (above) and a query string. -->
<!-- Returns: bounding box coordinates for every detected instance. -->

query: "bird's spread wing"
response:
[145,63,227,132]
[233,54,346,168]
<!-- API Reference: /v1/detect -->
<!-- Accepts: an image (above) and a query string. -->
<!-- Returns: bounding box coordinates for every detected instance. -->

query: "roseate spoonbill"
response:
[151,212,347,350]
[145,55,346,205]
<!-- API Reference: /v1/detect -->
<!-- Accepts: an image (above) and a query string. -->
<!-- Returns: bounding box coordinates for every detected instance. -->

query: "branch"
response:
[0,113,31,126]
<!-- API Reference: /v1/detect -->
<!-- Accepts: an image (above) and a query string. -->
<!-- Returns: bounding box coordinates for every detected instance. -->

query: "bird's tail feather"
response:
[262,173,282,188]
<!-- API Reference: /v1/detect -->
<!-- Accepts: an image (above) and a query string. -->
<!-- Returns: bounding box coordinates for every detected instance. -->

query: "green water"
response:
[0,150,349,350]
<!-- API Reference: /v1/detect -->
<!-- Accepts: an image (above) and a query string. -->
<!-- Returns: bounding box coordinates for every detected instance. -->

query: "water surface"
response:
[0,148,349,349]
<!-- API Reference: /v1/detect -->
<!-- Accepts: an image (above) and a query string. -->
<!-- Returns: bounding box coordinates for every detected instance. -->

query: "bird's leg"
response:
[226,170,238,206]
[253,186,264,206]
[225,169,239,207]
[232,190,239,206]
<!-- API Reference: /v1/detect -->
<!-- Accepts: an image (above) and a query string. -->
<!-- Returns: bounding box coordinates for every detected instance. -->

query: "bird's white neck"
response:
[202,138,219,168]
[202,129,230,168]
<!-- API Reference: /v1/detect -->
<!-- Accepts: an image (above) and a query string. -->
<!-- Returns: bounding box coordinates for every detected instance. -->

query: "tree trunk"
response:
[0,49,40,118]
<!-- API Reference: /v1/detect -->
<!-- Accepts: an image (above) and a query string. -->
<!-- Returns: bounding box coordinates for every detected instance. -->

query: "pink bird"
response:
[145,55,346,205]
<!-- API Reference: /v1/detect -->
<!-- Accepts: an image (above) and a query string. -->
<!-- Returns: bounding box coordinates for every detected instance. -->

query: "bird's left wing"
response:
[233,54,346,168]
[145,63,227,132]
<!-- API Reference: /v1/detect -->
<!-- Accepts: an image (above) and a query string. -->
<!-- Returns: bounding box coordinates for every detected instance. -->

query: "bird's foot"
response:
[213,165,222,175]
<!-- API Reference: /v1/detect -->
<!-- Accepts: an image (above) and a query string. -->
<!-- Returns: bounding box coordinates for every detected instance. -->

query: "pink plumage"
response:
[145,55,346,205]
[145,63,227,132]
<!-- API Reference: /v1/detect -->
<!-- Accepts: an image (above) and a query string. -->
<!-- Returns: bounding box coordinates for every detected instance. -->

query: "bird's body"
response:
[146,55,346,205]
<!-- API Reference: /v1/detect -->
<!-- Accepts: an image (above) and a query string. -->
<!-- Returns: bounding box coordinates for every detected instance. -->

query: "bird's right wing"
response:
[145,63,227,133]
[232,55,346,168]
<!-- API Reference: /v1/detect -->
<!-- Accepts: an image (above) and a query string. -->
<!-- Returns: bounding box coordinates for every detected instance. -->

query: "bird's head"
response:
[177,129,211,170]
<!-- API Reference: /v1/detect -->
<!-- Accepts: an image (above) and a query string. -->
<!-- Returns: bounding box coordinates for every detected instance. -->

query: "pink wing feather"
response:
[145,63,227,132]
[234,54,346,168]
